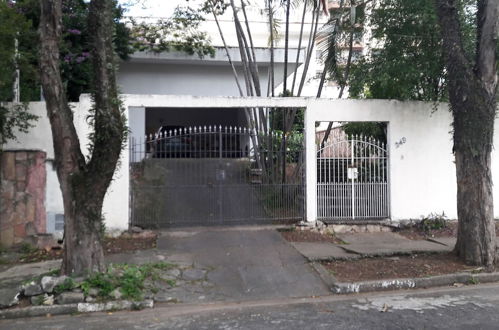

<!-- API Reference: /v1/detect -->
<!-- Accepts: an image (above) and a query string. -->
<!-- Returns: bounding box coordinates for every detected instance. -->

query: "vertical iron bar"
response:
[351,136,355,220]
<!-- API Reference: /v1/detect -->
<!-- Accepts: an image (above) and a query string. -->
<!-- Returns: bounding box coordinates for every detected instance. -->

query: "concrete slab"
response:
[337,232,452,256]
[157,229,330,301]
[427,237,456,247]
[428,236,499,249]
[290,242,359,261]
[0,259,61,282]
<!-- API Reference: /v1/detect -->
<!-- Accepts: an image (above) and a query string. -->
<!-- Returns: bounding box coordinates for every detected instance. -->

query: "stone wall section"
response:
[1,150,47,247]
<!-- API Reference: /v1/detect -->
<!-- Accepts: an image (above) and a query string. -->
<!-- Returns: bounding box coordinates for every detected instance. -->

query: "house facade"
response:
[1,1,494,246]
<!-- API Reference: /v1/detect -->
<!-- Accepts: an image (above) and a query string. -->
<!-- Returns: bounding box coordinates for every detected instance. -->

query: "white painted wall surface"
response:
[45,160,63,216]
[117,61,287,97]
[128,106,145,142]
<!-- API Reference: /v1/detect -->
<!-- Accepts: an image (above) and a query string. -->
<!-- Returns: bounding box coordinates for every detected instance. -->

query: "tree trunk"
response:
[240,0,260,95]
[267,0,275,96]
[297,0,320,96]
[291,1,307,95]
[210,2,244,96]
[452,72,496,267]
[61,193,105,274]
[434,0,498,267]
[40,0,126,275]
[454,138,495,267]
[283,0,290,94]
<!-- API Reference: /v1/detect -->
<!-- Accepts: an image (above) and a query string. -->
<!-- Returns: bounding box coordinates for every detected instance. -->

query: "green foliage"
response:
[0,103,38,147]
[270,105,305,133]
[19,242,37,254]
[46,268,61,276]
[318,0,367,91]
[1,0,212,103]
[83,271,116,297]
[128,6,215,58]
[32,294,46,306]
[0,1,215,102]
[0,0,132,103]
[54,277,77,294]
[119,264,147,300]
[419,212,447,233]
[80,262,176,301]
[342,122,387,143]
[59,0,132,101]
[257,129,303,162]
[0,1,39,103]
[164,279,176,287]
[349,0,447,101]
[0,2,38,144]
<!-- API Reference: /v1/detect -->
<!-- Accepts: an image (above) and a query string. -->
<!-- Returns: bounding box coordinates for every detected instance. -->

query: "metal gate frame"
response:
[129,126,305,227]
[316,134,390,221]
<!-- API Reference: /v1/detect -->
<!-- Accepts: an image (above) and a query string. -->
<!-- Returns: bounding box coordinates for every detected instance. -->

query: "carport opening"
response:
[128,106,307,227]
[143,107,249,159]
[145,107,247,136]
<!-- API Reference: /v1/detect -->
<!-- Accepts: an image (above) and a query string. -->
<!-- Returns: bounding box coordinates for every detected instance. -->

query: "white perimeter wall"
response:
[5,95,499,231]
[305,99,461,222]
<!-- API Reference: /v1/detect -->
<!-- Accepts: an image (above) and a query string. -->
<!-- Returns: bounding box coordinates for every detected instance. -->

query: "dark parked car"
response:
[152,126,193,158]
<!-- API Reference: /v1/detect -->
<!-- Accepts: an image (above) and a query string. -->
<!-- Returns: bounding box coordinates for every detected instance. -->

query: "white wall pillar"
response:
[305,105,317,222]
[128,106,146,162]
[129,106,145,138]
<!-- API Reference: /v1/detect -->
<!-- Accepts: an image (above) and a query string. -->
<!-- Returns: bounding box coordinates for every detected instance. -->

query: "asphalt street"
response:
[3,282,499,329]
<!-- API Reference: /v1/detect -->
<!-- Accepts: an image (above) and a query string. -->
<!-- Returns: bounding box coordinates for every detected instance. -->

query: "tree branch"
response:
[85,0,126,198]
[39,0,85,187]
[475,0,498,93]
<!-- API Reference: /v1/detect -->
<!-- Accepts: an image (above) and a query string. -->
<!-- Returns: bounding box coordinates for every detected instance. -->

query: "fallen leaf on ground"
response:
[380,303,389,313]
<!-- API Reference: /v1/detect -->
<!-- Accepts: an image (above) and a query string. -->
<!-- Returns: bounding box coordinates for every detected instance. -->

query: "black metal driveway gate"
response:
[129,126,305,227]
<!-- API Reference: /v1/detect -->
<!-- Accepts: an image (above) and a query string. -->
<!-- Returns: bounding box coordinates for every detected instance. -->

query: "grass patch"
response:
[23,262,177,301]
[164,279,176,287]
[32,294,46,306]
[80,261,176,301]
[54,277,77,294]
[419,212,448,233]
[19,243,38,255]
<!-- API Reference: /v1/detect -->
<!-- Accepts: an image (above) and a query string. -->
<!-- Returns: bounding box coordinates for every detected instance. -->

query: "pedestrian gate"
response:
[317,135,389,221]
[129,126,304,227]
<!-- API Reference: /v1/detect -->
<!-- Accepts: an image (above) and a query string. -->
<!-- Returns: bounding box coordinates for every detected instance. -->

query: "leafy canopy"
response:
[349,0,446,101]
[0,0,213,145]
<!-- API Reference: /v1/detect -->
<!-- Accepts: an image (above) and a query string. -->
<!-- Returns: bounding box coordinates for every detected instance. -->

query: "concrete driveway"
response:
[157,226,330,302]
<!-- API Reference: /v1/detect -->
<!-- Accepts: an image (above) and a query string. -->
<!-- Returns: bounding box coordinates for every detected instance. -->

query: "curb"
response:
[337,248,452,258]
[310,262,338,288]
[331,272,499,294]
[304,251,362,262]
[0,299,154,320]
